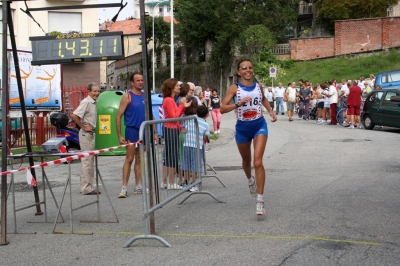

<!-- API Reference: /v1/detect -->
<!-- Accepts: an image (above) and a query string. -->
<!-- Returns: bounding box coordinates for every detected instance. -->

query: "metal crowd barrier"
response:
[124,115,225,248]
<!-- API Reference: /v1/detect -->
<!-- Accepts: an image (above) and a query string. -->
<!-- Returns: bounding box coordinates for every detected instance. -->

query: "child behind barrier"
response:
[181,105,210,192]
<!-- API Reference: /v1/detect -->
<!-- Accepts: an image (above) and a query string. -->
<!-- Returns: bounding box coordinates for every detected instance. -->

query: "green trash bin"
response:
[95,91,126,155]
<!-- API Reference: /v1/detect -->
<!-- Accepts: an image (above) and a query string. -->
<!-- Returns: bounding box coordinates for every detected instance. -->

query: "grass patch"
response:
[209,132,219,141]
[280,49,400,84]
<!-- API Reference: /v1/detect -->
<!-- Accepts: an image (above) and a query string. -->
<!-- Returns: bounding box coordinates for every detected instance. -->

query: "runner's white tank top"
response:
[235,82,263,121]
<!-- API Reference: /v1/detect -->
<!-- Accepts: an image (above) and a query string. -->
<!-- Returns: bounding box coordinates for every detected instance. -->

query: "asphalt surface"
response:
[1,111,400,265]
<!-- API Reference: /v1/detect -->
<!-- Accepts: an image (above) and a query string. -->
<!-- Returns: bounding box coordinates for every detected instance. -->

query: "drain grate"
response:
[330,139,371,142]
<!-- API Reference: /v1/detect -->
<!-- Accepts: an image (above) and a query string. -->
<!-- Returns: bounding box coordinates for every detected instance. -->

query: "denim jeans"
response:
[275,97,284,114]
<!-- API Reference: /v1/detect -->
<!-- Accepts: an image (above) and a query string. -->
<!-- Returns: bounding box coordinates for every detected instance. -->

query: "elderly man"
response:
[187,82,201,105]
[71,83,101,195]
[274,82,286,115]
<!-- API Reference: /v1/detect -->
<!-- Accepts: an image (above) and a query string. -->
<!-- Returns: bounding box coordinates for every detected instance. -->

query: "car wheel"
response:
[362,114,375,130]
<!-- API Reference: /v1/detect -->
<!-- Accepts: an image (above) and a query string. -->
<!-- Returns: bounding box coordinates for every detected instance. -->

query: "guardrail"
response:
[123,115,225,248]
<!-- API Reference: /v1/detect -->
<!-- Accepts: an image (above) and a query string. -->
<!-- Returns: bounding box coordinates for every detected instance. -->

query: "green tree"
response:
[316,0,398,32]
[174,0,299,72]
[236,25,276,62]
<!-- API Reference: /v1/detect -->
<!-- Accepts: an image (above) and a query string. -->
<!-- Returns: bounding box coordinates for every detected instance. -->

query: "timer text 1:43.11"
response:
[30,32,125,65]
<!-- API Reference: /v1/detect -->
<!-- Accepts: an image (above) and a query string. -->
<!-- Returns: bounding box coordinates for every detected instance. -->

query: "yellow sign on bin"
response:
[98,115,111,134]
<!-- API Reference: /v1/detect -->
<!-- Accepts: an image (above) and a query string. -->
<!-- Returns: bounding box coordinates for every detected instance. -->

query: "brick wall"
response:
[290,37,335,60]
[290,17,400,60]
[62,62,100,87]
[335,18,383,55]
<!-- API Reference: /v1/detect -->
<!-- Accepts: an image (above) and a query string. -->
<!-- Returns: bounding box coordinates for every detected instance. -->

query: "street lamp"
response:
[152,1,164,92]
[170,0,174,78]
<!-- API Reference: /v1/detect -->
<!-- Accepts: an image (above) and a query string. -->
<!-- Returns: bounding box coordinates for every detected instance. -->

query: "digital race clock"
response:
[30,32,125,65]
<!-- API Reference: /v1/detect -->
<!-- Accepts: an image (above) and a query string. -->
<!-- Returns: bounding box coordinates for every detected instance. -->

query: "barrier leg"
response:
[123,234,172,248]
[178,190,225,205]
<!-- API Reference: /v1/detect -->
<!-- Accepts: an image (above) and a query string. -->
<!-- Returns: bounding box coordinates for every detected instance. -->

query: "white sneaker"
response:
[248,178,257,197]
[118,188,127,198]
[160,183,167,189]
[133,185,142,194]
[256,201,265,216]
[348,125,354,129]
[167,183,182,190]
[190,185,199,192]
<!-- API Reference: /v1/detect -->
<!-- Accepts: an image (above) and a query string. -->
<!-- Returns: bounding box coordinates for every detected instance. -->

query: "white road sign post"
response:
[269,67,277,88]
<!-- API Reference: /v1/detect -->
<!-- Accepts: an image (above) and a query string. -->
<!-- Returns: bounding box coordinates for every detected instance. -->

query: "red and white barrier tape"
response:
[1,140,142,176]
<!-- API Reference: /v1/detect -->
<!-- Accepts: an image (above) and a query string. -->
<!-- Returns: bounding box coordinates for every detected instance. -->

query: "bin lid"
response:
[151,94,163,105]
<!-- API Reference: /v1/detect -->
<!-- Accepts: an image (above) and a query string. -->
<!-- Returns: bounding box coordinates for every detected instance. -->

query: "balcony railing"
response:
[270,44,290,55]
[387,5,400,17]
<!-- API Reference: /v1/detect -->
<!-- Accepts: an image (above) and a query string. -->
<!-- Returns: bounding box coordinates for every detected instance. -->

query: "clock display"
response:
[30,32,125,65]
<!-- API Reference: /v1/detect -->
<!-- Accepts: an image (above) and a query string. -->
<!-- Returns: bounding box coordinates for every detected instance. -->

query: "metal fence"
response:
[124,116,225,248]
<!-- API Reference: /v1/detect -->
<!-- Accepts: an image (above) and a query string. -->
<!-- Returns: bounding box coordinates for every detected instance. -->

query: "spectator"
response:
[162,78,191,189]
[285,82,297,122]
[363,81,373,98]
[209,89,222,134]
[204,86,211,106]
[346,80,363,129]
[265,87,275,112]
[319,83,331,125]
[198,90,207,106]
[315,84,325,124]
[274,82,286,115]
[181,104,210,192]
[297,81,312,120]
[187,82,202,105]
[71,83,100,195]
[369,74,376,87]
[325,80,338,125]
[115,73,152,197]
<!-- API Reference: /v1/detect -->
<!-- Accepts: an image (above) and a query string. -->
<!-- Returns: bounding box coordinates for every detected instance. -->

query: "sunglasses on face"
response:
[240,66,254,70]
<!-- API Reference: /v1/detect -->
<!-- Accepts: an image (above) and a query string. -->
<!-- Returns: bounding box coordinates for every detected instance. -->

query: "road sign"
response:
[269,67,276,78]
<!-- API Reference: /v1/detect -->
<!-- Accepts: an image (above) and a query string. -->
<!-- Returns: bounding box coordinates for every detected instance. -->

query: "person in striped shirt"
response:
[181,104,210,192]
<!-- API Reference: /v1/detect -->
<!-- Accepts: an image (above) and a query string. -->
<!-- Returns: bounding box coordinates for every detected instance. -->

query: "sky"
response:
[98,0,133,22]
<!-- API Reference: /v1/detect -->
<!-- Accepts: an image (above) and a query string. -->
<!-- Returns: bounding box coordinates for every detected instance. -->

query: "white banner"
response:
[8,50,61,111]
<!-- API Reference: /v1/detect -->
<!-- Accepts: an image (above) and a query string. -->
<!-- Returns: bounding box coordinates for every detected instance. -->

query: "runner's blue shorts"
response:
[235,117,268,144]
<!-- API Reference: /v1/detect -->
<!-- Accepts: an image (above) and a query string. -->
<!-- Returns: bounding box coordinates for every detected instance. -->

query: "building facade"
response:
[1,0,100,88]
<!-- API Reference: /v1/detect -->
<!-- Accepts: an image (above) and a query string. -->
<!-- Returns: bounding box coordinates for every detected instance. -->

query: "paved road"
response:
[1,111,400,265]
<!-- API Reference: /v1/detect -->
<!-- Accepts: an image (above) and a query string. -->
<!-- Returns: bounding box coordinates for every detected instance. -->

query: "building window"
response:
[48,12,82,33]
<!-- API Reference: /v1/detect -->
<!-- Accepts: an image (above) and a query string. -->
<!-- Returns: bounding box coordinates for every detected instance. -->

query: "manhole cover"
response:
[330,139,371,142]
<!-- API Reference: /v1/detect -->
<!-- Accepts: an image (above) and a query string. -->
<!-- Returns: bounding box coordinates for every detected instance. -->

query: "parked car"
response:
[0,108,22,143]
[374,69,400,89]
[362,89,400,130]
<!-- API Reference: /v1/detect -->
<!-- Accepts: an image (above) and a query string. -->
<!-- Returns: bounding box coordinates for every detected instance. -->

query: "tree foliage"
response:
[236,25,276,61]
[141,16,171,51]
[174,0,299,72]
[316,0,398,32]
